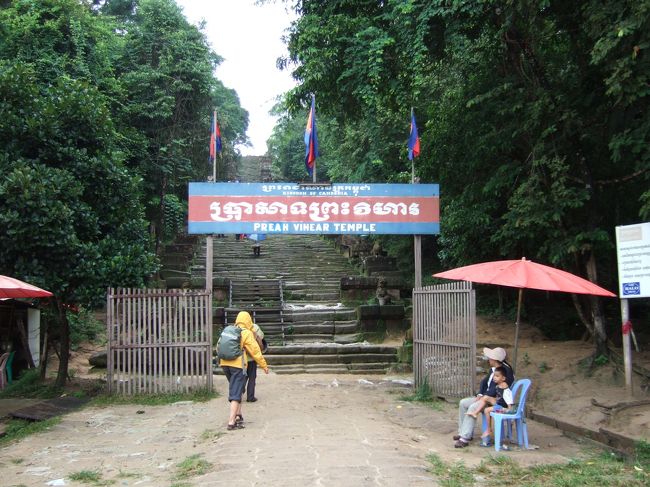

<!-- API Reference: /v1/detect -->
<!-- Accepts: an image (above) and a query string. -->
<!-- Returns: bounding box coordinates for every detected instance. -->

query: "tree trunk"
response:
[584,250,608,357]
[571,294,595,337]
[54,300,70,388]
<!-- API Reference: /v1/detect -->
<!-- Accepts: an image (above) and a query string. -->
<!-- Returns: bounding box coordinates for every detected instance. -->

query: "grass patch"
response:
[427,447,650,486]
[174,453,212,480]
[90,388,218,407]
[0,369,62,399]
[200,428,224,442]
[116,470,140,479]
[427,453,474,486]
[68,470,115,485]
[0,418,61,446]
[399,380,444,411]
[635,440,650,467]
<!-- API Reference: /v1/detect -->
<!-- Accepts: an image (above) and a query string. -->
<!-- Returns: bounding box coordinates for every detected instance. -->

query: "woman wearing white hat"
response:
[454,347,514,448]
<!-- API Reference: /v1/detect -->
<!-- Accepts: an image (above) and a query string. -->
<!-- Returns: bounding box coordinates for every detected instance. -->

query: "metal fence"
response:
[106,288,212,394]
[413,281,475,398]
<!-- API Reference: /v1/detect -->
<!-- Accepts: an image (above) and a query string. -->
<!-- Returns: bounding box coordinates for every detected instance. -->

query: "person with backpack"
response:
[218,311,269,431]
[244,322,267,403]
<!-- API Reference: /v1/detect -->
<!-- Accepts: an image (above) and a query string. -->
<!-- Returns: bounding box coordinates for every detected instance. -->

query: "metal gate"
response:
[106,288,212,395]
[413,281,475,398]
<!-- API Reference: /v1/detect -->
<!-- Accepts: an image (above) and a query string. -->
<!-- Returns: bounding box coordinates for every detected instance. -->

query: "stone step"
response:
[212,364,391,375]
[271,364,391,375]
[266,344,398,355]
[287,309,357,321]
[283,334,362,344]
[265,353,396,365]
[284,322,358,333]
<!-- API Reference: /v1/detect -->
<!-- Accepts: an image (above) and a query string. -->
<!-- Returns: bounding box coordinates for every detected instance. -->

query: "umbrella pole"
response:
[513,288,524,374]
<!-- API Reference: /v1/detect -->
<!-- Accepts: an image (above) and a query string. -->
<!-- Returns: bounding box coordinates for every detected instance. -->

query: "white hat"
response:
[483,347,506,362]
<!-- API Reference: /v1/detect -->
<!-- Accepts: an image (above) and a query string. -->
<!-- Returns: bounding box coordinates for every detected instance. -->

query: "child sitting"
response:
[469,367,514,446]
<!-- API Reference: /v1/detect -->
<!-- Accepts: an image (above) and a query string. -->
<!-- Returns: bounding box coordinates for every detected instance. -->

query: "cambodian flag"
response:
[209,112,222,163]
[408,109,420,160]
[304,95,319,175]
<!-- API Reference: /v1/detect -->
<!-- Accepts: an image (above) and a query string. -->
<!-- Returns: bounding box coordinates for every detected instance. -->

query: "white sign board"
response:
[616,222,650,298]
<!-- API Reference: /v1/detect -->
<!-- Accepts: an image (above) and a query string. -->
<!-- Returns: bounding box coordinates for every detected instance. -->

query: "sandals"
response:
[227,414,245,431]
[479,433,492,447]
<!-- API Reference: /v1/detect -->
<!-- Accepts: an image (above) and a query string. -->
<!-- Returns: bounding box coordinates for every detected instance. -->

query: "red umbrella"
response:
[433,258,616,370]
[0,275,53,299]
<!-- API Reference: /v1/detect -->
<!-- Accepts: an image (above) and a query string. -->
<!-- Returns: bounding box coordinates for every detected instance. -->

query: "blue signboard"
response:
[188,182,440,235]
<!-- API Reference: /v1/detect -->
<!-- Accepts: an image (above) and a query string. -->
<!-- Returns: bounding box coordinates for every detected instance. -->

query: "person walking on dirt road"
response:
[220,311,269,430]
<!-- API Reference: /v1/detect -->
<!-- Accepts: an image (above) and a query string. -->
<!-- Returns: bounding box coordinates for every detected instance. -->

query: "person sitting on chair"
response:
[453,347,514,448]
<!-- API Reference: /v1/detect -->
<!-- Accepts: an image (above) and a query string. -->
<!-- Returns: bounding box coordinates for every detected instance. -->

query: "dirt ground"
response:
[0,317,648,486]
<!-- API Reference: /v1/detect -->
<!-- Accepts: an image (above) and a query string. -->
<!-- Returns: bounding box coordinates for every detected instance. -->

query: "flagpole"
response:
[312,95,317,183]
[206,109,216,302]
[411,107,422,288]
[212,109,217,182]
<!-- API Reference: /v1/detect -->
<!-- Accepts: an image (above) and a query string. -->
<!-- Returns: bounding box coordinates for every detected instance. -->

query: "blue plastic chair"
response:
[490,378,532,451]
[480,379,523,435]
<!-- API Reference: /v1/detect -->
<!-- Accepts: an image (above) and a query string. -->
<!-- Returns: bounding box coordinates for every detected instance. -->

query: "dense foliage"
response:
[0,0,248,384]
[270,0,650,351]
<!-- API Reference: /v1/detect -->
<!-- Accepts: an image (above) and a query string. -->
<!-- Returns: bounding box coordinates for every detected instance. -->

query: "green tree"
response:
[0,0,159,386]
[0,62,157,386]
[271,0,650,355]
[107,0,248,247]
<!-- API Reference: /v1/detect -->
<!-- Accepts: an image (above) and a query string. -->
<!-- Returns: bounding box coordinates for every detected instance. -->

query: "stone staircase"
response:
[191,234,399,374]
[198,234,348,304]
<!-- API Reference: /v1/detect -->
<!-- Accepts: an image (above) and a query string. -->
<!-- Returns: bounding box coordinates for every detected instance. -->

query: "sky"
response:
[176,0,297,156]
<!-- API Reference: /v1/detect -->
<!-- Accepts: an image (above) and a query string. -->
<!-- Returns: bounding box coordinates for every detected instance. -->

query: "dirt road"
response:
[1,373,585,486]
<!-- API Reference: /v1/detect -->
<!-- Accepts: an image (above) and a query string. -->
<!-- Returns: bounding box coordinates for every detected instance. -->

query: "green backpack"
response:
[217,325,243,360]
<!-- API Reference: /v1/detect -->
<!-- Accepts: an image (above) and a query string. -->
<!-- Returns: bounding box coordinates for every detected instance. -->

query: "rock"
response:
[89,351,107,368]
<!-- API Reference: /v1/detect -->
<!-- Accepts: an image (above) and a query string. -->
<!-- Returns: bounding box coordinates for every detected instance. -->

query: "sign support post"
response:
[615,222,650,394]
[620,298,632,393]
[206,235,213,293]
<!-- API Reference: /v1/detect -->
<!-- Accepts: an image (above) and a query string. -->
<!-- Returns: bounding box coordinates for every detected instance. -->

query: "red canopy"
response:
[0,275,53,299]
[433,258,616,371]
[433,258,616,297]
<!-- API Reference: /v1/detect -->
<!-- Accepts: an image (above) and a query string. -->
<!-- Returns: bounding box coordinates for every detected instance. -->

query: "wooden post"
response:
[206,289,213,391]
[621,298,633,394]
[206,236,213,294]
